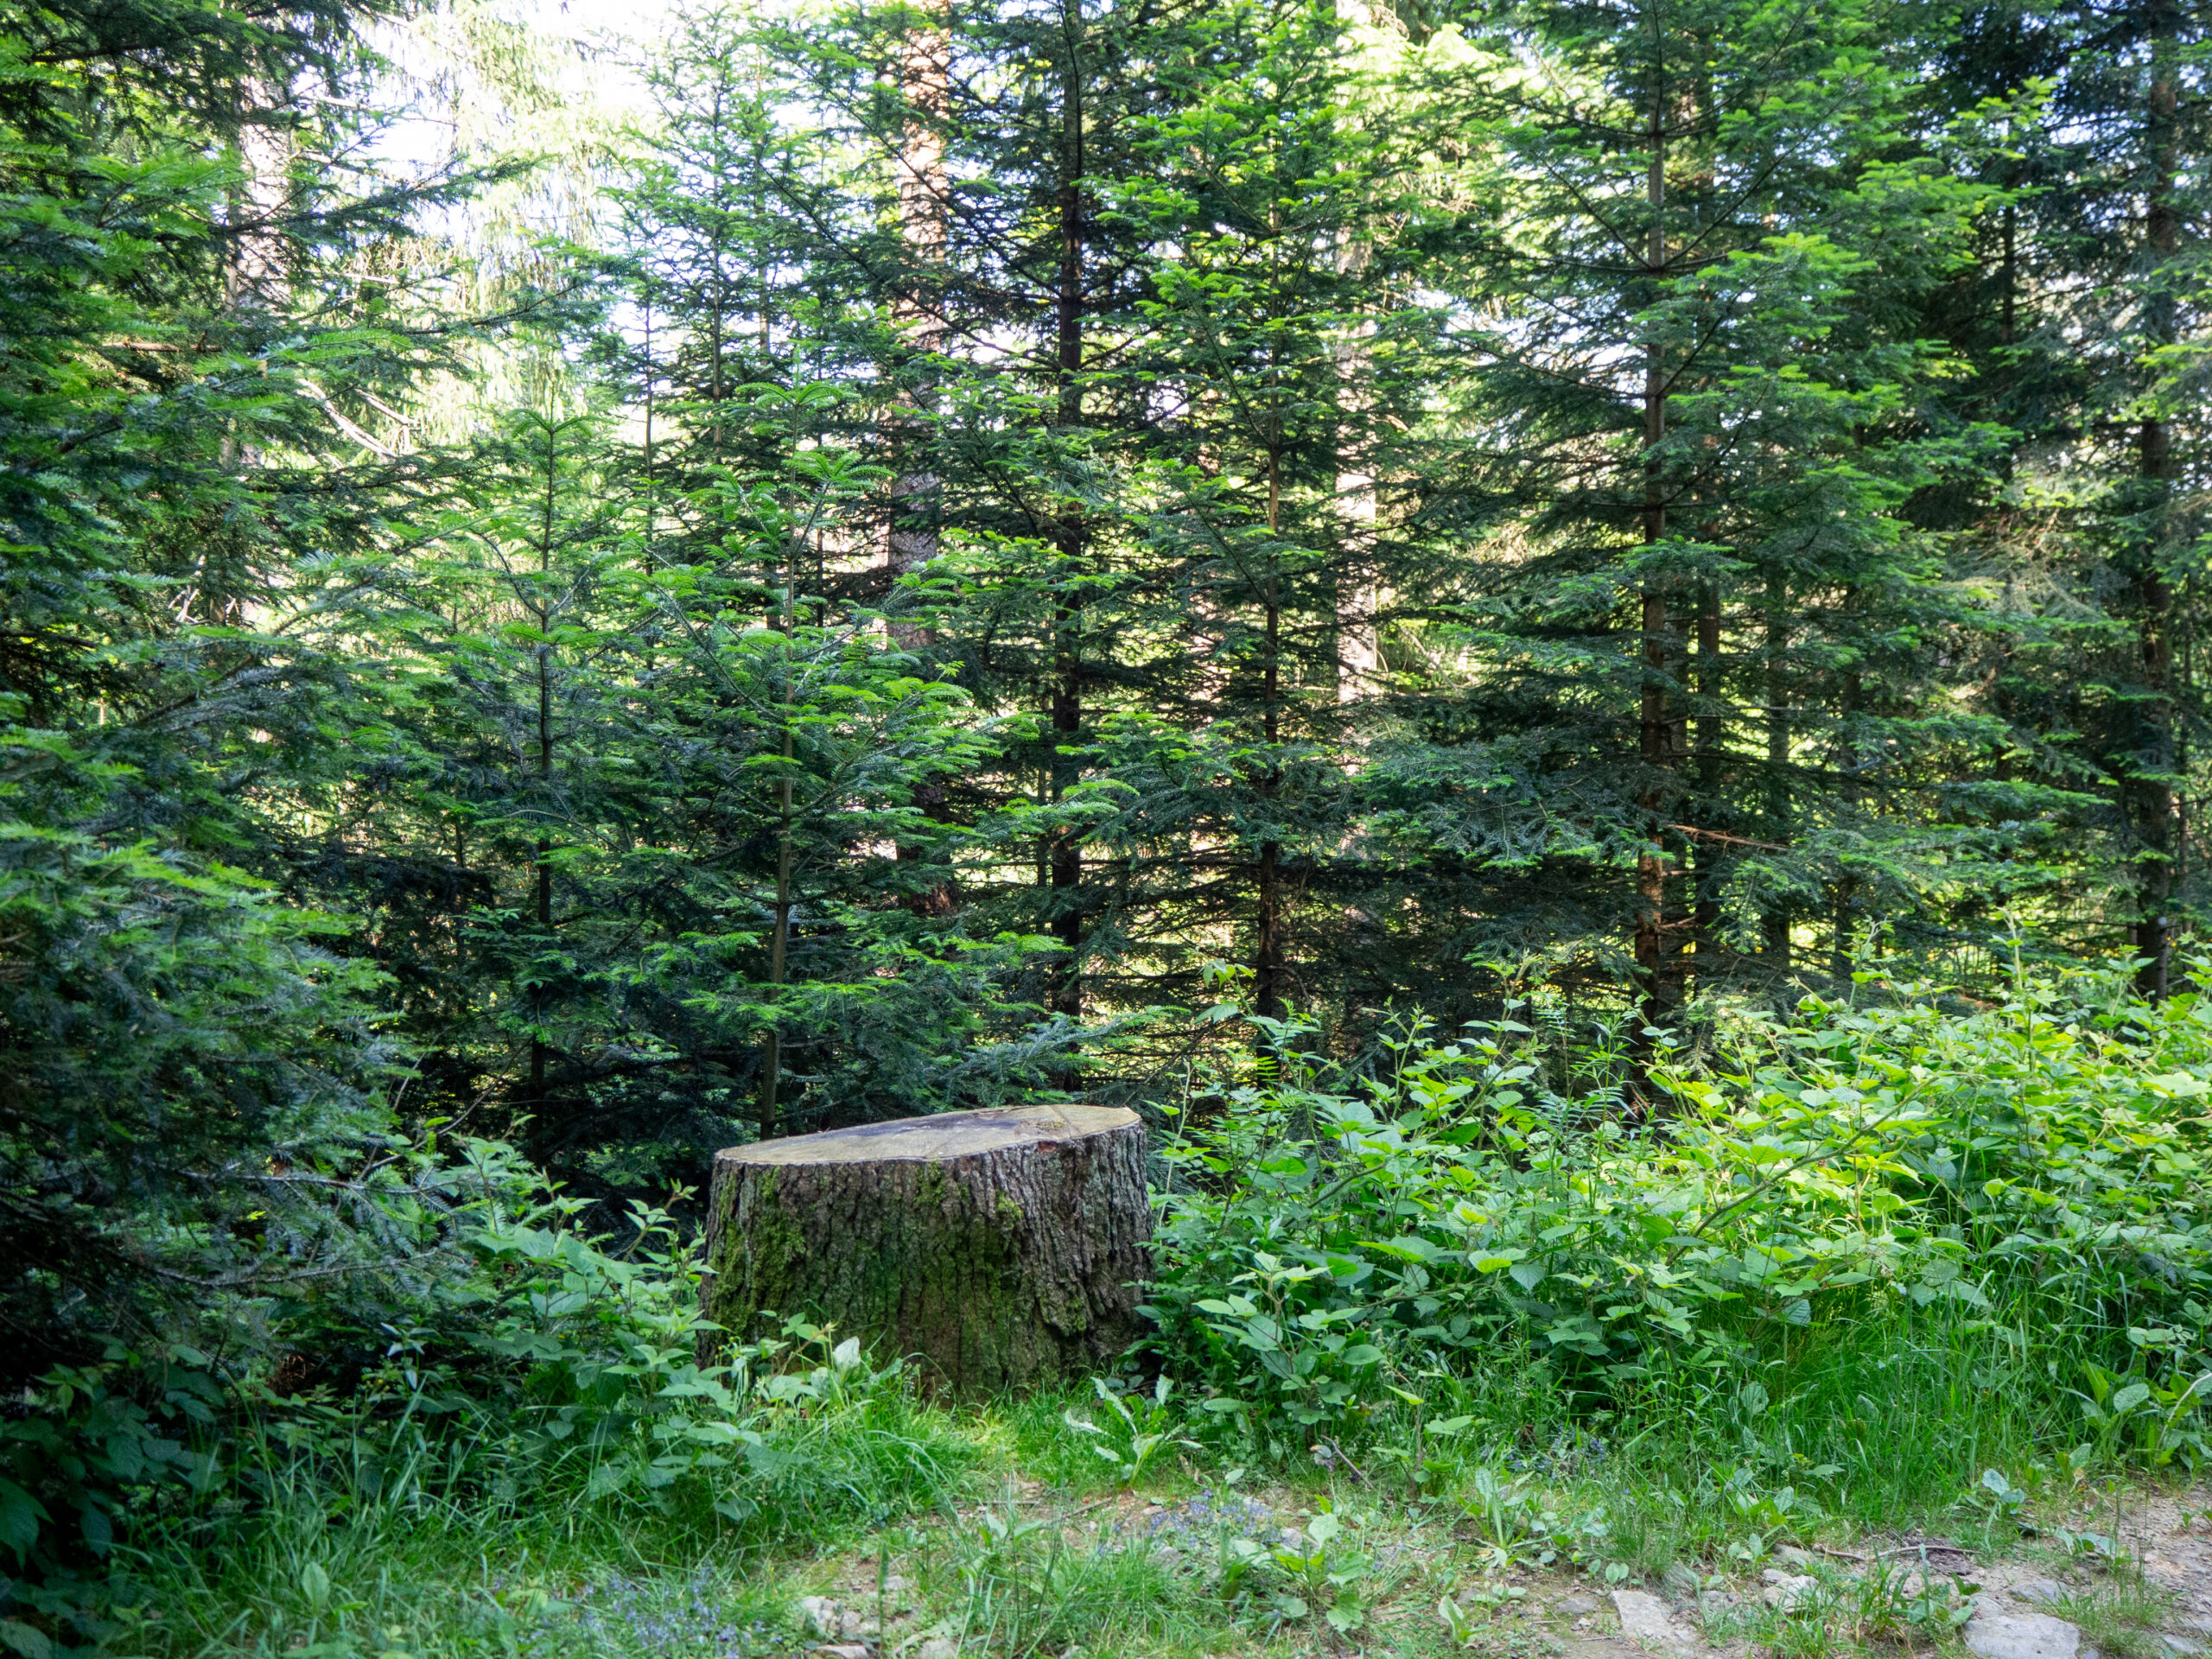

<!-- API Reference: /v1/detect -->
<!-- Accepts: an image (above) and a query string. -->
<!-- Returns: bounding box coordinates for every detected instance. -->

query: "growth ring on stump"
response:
[701,1104,1152,1395]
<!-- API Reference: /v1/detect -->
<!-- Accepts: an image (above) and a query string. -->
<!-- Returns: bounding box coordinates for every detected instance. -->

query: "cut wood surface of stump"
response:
[700,1103,1151,1395]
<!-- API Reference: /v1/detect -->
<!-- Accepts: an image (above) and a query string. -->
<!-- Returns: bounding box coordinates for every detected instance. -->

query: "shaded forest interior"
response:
[2,0,2211,1638]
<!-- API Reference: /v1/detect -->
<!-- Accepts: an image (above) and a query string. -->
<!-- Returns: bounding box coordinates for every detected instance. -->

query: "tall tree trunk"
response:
[1332,0,1378,705]
[760,531,798,1136]
[1762,579,1791,968]
[761,721,794,1136]
[887,0,949,600]
[1633,95,1676,1048]
[531,429,557,1121]
[2000,203,2017,352]
[1831,666,1862,982]
[1692,582,1722,969]
[2132,4,2180,1000]
[211,74,289,576]
[1332,221,1376,705]
[642,298,657,580]
[887,0,955,918]
[1256,454,1286,1023]
[225,76,290,313]
[1047,15,1087,1025]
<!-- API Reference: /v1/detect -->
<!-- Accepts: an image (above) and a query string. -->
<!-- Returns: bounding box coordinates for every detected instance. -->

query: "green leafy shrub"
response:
[1145,968,2212,1470]
[0,1146,983,1650]
[245,1173,976,1548]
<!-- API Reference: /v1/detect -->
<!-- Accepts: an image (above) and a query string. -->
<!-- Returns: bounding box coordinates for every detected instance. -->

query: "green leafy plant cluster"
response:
[0,1147,982,1653]
[251,1175,969,1545]
[1219,1506,1375,1637]
[1146,968,2212,1465]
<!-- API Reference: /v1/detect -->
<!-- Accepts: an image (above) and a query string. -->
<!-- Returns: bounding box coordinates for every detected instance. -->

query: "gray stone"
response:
[1557,1594,1601,1618]
[1614,1590,1694,1649]
[2014,1580,2069,1607]
[799,1597,841,1638]
[2159,1637,2205,1658]
[1966,1611,2082,1659]
[1761,1571,1817,1611]
[915,1642,959,1659]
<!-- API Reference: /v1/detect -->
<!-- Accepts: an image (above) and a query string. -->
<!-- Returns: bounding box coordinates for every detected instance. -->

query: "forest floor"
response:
[144,1384,2212,1659]
[530,1471,2212,1659]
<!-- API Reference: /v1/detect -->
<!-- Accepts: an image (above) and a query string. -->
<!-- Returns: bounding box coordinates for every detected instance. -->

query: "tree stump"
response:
[700,1103,1153,1395]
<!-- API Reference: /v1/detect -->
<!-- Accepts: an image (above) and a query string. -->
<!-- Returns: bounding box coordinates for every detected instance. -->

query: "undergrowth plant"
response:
[1145,964,2212,1496]
[33,961,2212,1658]
[1063,1376,1200,1487]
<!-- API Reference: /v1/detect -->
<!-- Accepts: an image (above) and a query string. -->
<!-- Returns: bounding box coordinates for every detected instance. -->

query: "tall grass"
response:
[124,1378,986,1659]
[120,1380,1239,1659]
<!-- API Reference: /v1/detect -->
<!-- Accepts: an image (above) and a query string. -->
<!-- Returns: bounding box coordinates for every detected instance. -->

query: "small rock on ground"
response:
[1612,1589,1694,1649]
[1967,1611,2082,1659]
[799,1597,840,1637]
[914,1641,958,1659]
[2013,1580,2069,1607]
[1761,1570,1816,1610]
[1556,1593,1601,1618]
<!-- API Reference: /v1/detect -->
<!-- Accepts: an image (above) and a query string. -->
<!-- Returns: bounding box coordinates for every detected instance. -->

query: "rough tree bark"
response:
[701,1105,1151,1395]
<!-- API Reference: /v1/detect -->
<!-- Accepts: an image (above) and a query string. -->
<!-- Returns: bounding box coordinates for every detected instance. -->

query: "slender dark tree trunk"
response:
[886,3,956,917]
[1047,19,1087,1024]
[1693,582,1722,969]
[1831,665,1862,982]
[1256,453,1285,1024]
[1332,121,1376,707]
[1633,95,1676,1053]
[1762,579,1791,968]
[210,75,289,579]
[2000,203,2017,351]
[888,0,948,601]
[761,721,794,1136]
[758,499,799,1135]
[642,298,656,581]
[2132,5,2180,999]
[224,74,290,314]
[531,428,556,1117]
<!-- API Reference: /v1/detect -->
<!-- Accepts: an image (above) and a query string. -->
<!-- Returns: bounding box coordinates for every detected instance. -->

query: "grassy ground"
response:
[118,1324,2208,1659]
